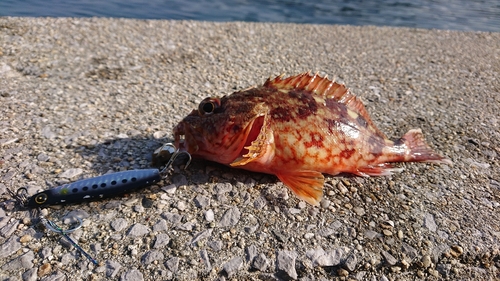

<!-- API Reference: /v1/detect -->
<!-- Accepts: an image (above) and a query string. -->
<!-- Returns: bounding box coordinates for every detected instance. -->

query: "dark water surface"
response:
[1,0,499,32]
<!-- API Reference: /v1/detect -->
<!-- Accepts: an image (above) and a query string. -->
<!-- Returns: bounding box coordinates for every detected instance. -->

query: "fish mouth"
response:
[173,115,265,164]
[236,115,265,158]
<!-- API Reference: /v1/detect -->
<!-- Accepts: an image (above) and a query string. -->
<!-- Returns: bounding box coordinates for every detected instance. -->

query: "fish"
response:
[173,72,452,206]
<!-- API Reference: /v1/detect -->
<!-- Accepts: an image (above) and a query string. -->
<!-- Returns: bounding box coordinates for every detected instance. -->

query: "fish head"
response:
[174,93,267,164]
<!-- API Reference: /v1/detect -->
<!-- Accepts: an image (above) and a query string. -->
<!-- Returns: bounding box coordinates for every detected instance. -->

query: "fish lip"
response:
[173,123,192,153]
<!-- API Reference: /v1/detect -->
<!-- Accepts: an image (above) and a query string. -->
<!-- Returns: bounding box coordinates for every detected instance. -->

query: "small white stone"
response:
[304,233,314,239]
[205,209,215,222]
[177,201,186,211]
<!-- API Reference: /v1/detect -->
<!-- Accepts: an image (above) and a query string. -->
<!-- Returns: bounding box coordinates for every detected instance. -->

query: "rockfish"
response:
[173,73,451,206]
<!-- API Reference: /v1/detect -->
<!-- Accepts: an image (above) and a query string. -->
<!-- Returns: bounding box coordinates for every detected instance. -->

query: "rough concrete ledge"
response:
[1,17,499,280]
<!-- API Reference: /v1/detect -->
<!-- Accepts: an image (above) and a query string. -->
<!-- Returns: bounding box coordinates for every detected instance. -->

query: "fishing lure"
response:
[17,143,191,208]
[7,143,191,265]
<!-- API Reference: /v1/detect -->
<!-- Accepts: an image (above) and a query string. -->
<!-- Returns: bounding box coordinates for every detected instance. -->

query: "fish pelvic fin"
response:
[276,170,324,206]
[400,129,452,165]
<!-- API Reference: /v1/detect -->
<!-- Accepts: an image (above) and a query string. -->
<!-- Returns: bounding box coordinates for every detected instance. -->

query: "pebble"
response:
[306,248,343,267]
[40,247,52,259]
[121,268,144,281]
[423,213,437,232]
[252,253,269,271]
[421,255,432,268]
[62,209,90,224]
[364,230,381,240]
[277,250,298,280]
[205,209,215,222]
[153,233,170,249]
[110,218,129,232]
[1,250,34,270]
[161,184,177,194]
[253,197,267,209]
[191,229,212,245]
[218,207,241,227]
[337,268,349,277]
[304,232,314,239]
[381,250,398,266]
[353,207,365,216]
[245,245,258,262]
[126,223,150,237]
[41,271,66,281]
[402,243,419,261]
[58,168,83,179]
[200,249,212,270]
[0,235,21,258]
[165,257,179,273]
[176,201,187,211]
[162,212,182,225]
[20,234,32,243]
[133,204,144,212]
[37,263,51,277]
[22,268,38,281]
[208,240,223,252]
[345,253,358,271]
[194,195,210,208]
[61,252,75,264]
[106,260,122,278]
[141,250,164,264]
[450,245,463,257]
[0,219,19,237]
[172,174,188,187]
[222,256,243,277]
[152,219,169,232]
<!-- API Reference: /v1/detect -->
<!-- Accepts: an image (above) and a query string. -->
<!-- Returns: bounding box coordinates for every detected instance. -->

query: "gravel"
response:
[1,17,500,280]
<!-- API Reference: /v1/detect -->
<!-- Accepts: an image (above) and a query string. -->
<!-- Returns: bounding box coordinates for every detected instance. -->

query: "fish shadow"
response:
[71,135,300,209]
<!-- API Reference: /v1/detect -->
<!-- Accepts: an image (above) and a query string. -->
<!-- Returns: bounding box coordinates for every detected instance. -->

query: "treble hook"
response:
[154,143,192,176]
[40,215,99,266]
[6,187,29,208]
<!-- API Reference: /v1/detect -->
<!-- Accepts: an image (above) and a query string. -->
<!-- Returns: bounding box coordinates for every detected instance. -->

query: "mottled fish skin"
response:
[173,72,451,206]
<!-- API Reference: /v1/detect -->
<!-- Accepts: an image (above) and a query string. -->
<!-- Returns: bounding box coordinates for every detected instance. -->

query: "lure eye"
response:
[198,98,220,115]
[35,193,48,205]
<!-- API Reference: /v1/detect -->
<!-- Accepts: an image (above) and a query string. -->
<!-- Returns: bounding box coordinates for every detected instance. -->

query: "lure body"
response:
[27,169,161,208]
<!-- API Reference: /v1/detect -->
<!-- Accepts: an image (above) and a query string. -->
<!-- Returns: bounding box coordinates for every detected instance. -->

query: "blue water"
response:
[1,0,499,32]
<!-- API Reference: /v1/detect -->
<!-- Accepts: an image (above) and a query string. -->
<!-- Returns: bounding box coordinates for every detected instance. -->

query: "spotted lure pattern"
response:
[174,73,451,205]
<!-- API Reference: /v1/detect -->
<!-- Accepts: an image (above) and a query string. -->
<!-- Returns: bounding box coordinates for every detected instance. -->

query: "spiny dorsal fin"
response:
[264,72,386,138]
[264,72,350,100]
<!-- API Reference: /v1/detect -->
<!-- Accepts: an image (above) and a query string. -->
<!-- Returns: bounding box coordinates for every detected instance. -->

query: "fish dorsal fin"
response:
[264,72,386,138]
[264,72,350,101]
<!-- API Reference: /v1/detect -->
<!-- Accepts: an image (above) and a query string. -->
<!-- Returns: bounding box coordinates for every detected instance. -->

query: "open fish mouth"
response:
[236,115,265,158]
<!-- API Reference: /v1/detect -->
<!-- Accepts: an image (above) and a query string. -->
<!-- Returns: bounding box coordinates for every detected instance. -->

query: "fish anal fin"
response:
[357,163,404,177]
[276,171,324,206]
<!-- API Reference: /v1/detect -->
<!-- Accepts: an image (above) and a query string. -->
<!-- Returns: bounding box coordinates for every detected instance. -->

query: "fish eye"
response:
[198,98,220,115]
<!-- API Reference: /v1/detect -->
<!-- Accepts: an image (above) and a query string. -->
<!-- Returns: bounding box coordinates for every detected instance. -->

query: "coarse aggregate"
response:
[0,17,500,280]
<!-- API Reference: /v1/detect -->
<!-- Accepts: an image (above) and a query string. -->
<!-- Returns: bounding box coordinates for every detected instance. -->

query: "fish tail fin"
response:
[399,129,452,165]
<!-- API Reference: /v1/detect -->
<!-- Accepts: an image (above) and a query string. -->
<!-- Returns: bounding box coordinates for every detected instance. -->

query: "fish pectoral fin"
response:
[276,171,324,206]
[356,163,404,176]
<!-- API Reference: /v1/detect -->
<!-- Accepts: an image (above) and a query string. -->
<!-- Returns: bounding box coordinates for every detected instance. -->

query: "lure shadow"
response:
[72,135,169,174]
